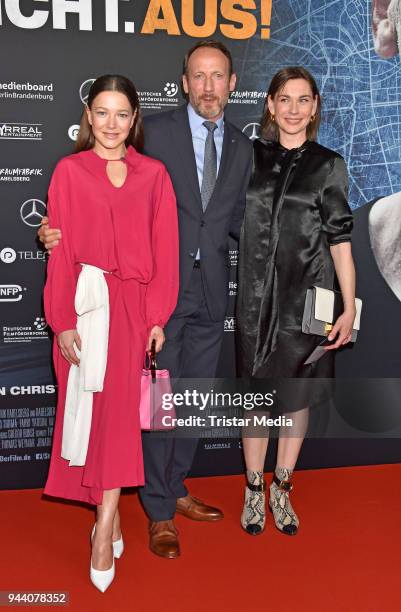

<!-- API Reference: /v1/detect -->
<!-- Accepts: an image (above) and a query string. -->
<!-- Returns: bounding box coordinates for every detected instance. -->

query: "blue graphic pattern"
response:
[234,0,401,210]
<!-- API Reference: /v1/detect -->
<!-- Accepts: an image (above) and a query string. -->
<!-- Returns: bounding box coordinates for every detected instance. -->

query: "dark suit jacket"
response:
[143,105,252,322]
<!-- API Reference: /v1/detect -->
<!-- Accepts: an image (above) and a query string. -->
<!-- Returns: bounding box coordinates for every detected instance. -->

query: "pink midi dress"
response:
[43,146,179,505]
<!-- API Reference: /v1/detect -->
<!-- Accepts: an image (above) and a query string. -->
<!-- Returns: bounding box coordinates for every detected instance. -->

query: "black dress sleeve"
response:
[319,155,353,245]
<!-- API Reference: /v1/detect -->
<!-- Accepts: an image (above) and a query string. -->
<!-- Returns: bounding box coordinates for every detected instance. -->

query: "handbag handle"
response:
[144,340,158,382]
[150,339,157,382]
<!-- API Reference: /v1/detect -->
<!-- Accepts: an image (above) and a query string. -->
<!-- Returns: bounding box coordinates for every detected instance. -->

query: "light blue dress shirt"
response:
[187,104,224,260]
[187,103,224,190]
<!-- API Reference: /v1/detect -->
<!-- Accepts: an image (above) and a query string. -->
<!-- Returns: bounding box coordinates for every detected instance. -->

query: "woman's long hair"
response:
[75,74,144,153]
[261,66,321,141]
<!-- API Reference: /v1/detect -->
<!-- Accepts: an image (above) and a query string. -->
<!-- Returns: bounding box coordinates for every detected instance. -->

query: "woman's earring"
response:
[310,115,315,123]
[271,113,275,123]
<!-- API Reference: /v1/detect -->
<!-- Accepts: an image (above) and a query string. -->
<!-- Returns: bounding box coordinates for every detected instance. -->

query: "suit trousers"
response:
[139,265,225,520]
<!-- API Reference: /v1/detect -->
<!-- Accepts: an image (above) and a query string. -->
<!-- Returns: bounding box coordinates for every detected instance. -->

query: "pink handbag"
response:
[140,340,175,430]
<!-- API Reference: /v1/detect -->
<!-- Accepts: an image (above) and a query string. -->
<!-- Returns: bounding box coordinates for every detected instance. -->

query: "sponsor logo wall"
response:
[0,1,400,489]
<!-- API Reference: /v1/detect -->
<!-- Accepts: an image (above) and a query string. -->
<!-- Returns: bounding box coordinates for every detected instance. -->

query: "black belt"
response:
[193,260,201,269]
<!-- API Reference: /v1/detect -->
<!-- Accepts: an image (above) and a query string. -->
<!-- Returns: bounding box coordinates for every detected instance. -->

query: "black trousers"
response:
[139,266,224,521]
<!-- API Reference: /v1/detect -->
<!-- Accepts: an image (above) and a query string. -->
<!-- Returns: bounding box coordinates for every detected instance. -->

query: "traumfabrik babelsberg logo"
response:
[0,167,43,182]
[0,123,43,140]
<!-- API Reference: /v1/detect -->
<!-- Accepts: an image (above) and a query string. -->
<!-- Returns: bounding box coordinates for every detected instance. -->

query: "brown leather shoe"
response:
[176,494,224,521]
[149,520,180,559]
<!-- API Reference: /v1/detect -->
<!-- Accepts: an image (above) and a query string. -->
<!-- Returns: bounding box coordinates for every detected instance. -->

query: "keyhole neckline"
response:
[89,149,128,189]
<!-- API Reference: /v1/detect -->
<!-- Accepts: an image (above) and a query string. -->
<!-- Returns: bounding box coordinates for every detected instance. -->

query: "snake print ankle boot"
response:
[269,467,299,536]
[241,470,266,536]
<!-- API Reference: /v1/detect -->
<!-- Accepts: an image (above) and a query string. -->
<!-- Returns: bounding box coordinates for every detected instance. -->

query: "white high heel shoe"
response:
[112,534,124,559]
[90,525,115,593]
[91,525,124,559]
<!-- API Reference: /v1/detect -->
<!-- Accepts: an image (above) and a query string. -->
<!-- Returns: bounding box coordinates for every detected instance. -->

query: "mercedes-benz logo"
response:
[20,199,46,227]
[79,78,96,104]
[242,122,261,141]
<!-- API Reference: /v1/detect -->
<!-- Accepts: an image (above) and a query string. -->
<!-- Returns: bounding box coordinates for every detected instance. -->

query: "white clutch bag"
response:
[302,286,362,342]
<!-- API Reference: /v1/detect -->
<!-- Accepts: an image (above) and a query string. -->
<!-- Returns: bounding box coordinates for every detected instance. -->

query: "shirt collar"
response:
[187,103,224,136]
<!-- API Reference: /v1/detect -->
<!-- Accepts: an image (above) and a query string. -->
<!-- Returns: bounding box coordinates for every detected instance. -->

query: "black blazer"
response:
[143,105,252,321]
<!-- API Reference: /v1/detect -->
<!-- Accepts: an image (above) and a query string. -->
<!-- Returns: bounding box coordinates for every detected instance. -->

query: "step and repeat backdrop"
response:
[1,0,400,489]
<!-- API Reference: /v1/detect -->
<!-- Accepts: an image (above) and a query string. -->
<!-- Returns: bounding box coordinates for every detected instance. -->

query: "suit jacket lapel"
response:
[169,105,202,208]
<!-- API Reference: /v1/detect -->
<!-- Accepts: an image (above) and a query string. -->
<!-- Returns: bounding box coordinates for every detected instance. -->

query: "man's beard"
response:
[193,95,226,119]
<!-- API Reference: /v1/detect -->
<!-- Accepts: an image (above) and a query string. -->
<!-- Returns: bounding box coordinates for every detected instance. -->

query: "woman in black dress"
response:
[237,67,356,535]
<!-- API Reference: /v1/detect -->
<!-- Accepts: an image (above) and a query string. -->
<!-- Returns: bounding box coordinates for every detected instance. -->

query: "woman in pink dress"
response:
[43,75,179,591]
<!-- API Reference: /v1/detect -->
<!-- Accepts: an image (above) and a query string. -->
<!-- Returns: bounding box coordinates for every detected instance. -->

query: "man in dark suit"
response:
[140,40,252,559]
[39,40,252,558]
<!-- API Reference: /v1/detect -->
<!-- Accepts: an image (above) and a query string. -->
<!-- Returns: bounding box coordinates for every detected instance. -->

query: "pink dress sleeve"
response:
[43,161,77,336]
[145,165,179,330]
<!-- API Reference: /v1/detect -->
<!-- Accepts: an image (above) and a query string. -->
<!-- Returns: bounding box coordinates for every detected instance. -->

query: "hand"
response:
[38,216,62,252]
[372,0,391,23]
[57,329,81,365]
[372,0,397,58]
[324,309,356,351]
[147,326,165,353]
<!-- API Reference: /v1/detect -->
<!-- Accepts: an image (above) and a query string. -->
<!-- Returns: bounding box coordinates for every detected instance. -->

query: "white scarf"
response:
[61,264,110,466]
